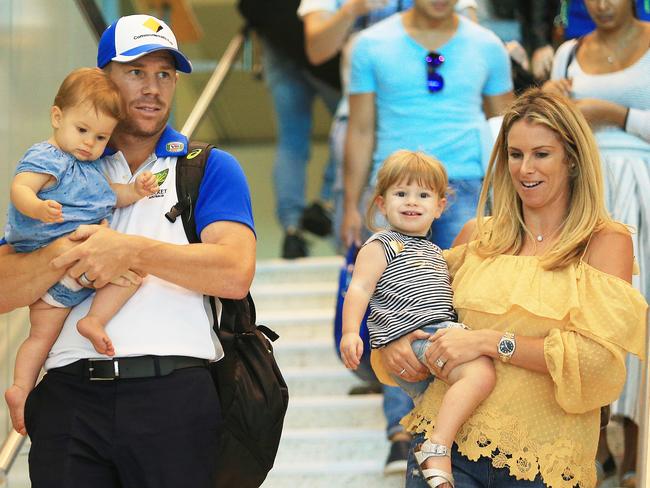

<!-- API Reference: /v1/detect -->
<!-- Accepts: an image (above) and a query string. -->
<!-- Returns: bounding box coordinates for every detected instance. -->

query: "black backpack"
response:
[166,142,289,487]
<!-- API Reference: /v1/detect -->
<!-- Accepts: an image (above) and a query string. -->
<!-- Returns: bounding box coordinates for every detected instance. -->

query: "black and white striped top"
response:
[365,230,456,349]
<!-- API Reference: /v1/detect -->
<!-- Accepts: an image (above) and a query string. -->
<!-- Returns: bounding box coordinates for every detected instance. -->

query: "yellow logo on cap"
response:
[143,18,163,33]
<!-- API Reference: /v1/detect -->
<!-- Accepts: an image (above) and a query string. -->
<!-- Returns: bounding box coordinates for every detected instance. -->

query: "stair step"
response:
[274,339,342,369]
[284,395,385,429]
[283,367,368,396]
[274,428,389,464]
[252,283,337,311]
[262,463,405,488]
[254,257,342,285]
[260,309,334,341]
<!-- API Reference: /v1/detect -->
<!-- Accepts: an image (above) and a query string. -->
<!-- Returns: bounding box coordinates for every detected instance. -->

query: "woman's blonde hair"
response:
[366,150,449,231]
[475,88,614,269]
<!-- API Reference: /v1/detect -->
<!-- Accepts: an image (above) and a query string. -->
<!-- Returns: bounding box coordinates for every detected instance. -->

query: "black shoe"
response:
[282,232,308,259]
[300,202,332,237]
[384,440,410,475]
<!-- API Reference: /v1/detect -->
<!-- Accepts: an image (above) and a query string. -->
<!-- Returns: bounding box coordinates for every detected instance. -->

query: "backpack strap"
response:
[165,141,216,244]
[168,141,267,338]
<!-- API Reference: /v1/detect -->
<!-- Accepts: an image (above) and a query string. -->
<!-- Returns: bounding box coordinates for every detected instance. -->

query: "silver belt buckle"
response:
[88,358,120,381]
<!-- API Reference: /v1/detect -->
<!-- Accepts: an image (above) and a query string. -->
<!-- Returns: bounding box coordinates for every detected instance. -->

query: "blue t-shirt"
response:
[4,142,116,252]
[349,14,512,181]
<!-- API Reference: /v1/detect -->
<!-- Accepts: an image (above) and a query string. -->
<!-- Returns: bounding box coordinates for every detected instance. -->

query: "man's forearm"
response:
[0,240,70,313]
[304,8,357,65]
[131,237,256,299]
[343,128,374,210]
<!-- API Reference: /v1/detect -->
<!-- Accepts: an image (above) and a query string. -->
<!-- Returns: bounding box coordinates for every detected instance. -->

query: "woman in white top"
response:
[544,1,650,485]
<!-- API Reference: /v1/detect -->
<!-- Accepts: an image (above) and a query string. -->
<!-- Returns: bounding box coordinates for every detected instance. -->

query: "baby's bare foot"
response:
[5,384,28,435]
[77,317,115,356]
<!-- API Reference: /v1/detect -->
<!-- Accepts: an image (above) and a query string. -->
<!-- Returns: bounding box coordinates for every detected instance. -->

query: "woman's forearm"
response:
[477,329,548,374]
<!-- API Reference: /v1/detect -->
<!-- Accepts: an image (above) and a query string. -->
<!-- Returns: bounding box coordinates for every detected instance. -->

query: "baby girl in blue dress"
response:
[3,68,159,435]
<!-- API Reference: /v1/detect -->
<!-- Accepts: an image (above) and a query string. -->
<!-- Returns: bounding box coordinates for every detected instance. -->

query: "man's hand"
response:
[381,330,430,382]
[134,171,159,197]
[36,200,63,223]
[542,78,572,98]
[51,224,137,288]
[340,332,364,370]
[341,206,363,248]
[344,0,390,17]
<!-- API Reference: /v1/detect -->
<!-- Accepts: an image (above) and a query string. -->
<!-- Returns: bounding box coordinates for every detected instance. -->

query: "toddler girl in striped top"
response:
[340,150,496,488]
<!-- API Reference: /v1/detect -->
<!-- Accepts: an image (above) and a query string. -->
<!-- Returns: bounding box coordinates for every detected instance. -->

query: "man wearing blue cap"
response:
[0,14,255,487]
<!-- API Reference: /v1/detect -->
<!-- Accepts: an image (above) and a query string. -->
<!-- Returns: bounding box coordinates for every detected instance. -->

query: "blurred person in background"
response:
[239,0,342,258]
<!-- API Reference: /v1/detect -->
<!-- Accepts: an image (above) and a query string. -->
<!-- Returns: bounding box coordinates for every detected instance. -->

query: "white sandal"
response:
[414,440,455,488]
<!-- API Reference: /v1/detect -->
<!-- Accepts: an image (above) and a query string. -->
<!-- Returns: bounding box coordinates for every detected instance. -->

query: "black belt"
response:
[50,355,209,381]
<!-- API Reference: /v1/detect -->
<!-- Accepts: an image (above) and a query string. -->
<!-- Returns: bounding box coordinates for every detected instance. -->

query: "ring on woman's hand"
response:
[79,272,94,288]
[399,368,406,376]
[435,357,447,369]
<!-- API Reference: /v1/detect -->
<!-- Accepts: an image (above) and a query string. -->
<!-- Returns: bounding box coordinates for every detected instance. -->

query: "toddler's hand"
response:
[38,199,63,223]
[340,332,364,370]
[135,171,159,197]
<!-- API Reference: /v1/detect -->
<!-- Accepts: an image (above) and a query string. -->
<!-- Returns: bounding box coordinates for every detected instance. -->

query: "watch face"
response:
[499,339,515,355]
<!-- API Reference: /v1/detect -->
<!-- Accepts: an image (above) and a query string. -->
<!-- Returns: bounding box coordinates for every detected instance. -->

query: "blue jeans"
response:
[430,178,483,250]
[390,321,462,399]
[261,39,340,230]
[406,433,548,487]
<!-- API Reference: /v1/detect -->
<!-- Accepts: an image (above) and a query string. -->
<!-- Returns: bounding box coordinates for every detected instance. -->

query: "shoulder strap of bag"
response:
[168,141,279,341]
[564,37,582,79]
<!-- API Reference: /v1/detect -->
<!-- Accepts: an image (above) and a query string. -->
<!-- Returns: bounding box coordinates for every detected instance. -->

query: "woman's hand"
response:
[542,78,572,98]
[382,330,430,382]
[425,328,486,381]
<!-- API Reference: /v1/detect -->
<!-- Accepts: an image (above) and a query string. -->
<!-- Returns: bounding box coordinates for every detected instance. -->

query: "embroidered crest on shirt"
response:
[165,142,185,153]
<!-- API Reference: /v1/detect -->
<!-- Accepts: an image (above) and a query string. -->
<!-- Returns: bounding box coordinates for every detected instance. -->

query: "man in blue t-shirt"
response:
[342,0,513,251]
[0,15,255,488]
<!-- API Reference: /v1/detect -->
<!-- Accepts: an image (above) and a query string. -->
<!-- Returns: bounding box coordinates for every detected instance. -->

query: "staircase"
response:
[255,257,404,488]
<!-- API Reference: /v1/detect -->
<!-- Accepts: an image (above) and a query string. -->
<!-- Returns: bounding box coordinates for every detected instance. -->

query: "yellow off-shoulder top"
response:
[399,243,648,488]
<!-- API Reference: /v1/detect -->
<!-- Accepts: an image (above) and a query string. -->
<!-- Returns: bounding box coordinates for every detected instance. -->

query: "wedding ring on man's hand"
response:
[435,358,447,369]
[79,272,95,288]
[399,368,407,376]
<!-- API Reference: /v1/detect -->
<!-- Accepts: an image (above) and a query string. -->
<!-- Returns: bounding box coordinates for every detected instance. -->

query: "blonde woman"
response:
[373,89,647,487]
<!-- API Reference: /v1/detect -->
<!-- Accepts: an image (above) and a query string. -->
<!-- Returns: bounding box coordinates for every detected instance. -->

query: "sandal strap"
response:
[421,468,455,488]
[414,440,450,465]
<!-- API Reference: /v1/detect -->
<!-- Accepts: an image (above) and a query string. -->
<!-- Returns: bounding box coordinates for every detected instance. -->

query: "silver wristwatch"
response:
[497,331,516,363]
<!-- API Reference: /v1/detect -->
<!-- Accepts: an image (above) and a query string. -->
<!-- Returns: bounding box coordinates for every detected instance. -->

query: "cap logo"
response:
[143,18,163,33]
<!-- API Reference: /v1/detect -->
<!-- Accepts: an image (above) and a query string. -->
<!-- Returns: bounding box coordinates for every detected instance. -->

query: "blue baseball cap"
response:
[97,15,192,73]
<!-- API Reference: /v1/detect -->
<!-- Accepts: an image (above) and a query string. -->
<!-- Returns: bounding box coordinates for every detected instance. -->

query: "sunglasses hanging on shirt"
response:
[425,51,445,93]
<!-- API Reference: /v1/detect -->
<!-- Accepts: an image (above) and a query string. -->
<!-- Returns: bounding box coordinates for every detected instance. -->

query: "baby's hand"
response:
[340,332,364,370]
[37,199,63,223]
[135,171,159,197]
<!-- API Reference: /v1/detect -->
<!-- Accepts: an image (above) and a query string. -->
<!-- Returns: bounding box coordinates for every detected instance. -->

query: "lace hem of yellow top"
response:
[403,408,596,488]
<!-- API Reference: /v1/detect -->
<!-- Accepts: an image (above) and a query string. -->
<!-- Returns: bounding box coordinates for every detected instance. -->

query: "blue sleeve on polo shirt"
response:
[0,238,6,246]
[194,149,256,238]
[349,34,377,94]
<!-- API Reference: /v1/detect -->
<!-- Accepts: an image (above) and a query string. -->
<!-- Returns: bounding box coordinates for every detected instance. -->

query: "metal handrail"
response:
[0,430,25,482]
[181,27,248,138]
